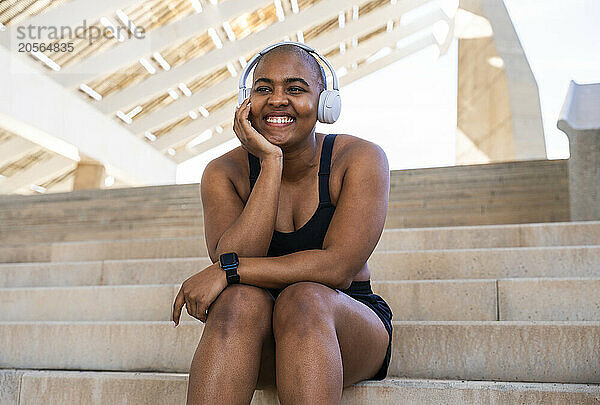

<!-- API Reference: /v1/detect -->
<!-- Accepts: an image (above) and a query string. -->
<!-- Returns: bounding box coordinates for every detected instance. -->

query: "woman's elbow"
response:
[330,273,353,290]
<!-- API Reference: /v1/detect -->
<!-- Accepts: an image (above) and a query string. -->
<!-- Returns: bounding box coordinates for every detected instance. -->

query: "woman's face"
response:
[249,51,321,146]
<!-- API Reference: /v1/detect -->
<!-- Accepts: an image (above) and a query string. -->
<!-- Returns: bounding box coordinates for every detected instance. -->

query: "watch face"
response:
[220,252,238,266]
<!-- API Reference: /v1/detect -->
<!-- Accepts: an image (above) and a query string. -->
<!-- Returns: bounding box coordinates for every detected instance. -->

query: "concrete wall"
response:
[456,0,547,164]
[457,35,514,163]
[0,160,570,244]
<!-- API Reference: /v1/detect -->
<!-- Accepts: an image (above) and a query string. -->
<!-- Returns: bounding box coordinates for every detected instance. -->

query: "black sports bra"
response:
[248,134,337,257]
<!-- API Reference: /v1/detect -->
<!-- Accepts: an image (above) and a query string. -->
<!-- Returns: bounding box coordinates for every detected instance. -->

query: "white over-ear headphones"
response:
[238,41,341,124]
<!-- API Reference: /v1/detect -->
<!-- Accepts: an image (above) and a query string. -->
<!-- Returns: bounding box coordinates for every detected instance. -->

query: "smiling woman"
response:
[172,42,393,405]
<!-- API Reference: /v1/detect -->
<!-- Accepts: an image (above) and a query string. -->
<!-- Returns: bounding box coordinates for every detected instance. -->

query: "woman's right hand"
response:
[233,97,283,161]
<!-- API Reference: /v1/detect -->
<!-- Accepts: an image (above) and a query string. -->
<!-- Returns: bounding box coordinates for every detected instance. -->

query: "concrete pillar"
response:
[558,81,600,221]
[457,35,515,164]
[456,0,547,164]
[73,157,105,190]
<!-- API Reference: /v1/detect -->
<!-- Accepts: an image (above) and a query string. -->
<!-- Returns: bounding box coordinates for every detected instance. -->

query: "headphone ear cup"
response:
[318,90,341,124]
[238,88,252,107]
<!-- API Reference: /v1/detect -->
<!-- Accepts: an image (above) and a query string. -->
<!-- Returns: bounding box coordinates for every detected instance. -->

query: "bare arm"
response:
[202,97,283,262]
[201,155,283,263]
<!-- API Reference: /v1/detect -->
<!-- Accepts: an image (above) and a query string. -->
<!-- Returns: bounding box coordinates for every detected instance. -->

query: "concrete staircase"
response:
[1,186,599,403]
[0,159,569,245]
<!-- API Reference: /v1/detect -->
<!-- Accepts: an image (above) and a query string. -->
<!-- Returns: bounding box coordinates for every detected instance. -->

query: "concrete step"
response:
[0,225,201,244]
[0,258,210,288]
[0,321,597,383]
[369,246,600,280]
[0,280,493,322]
[0,202,202,220]
[0,183,200,205]
[2,245,600,289]
[2,221,600,263]
[382,277,600,321]
[383,209,570,229]
[389,321,600,384]
[0,236,210,263]
[0,221,204,244]
[1,370,598,405]
[2,278,598,322]
[375,221,600,250]
[1,185,565,222]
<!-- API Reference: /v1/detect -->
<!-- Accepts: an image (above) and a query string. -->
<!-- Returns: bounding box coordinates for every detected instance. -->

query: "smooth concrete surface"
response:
[0,257,209,288]
[0,261,102,288]
[0,160,570,240]
[0,280,496,322]
[0,322,204,372]
[0,285,186,322]
[3,370,599,405]
[2,321,599,384]
[476,0,547,161]
[376,221,600,250]
[565,129,600,221]
[16,371,189,405]
[0,221,204,245]
[2,278,598,322]
[390,321,600,383]
[49,237,209,262]
[0,183,200,204]
[101,257,212,285]
[385,159,568,228]
[373,280,497,321]
[0,244,52,264]
[498,277,600,321]
[4,220,600,263]
[558,81,600,221]
[4,219,599,264]
[368,246,600,280]
[457,34,516,164]
[341,378,600,405]
[2,246,600,289]
[0,236,209,264]
[1,181,599,403]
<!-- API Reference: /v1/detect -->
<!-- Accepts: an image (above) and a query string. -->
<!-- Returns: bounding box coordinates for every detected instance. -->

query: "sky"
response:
[176,1,600,183]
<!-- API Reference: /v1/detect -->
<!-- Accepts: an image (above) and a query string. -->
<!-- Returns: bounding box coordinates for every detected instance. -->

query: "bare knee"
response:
[272,282,335,339]
[208,284,273,339]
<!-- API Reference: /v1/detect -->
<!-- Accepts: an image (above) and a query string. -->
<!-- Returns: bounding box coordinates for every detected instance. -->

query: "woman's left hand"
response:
[172,262,227,326]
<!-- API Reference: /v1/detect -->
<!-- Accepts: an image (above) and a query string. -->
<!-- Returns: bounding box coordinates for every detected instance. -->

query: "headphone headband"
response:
[238,41,339,92]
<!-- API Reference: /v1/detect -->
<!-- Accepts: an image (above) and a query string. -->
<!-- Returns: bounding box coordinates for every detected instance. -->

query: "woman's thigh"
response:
[272,281,390,386]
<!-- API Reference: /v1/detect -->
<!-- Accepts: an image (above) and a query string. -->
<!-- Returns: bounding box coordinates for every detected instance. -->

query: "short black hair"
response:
[254,44,326,93]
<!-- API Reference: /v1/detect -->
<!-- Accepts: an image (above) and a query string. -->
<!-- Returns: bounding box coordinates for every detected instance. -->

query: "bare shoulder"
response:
[203,147,247,178]
[201,146,249,199]
[332,134,389,172]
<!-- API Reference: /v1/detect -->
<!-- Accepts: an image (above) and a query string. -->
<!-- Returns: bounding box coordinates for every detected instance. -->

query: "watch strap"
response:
[225,268,240,284]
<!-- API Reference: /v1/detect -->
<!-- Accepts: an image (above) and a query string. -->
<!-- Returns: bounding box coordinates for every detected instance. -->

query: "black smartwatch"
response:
[219,252,240,285]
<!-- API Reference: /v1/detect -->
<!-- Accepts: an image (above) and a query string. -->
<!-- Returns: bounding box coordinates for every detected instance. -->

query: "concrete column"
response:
[558,81,600,221]
[456,0,547,164]
[457,35,515,164]
[73,158,105,190]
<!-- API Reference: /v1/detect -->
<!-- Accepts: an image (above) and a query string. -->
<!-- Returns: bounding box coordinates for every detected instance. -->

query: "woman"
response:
[173,43,393,405]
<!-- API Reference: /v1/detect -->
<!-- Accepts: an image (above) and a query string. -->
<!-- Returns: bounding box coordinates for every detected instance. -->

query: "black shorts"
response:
[267,280,393,381]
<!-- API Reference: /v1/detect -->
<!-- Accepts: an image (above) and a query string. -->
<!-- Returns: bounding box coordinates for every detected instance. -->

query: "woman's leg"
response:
[272,281,389,405]
[186,284,275,405]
